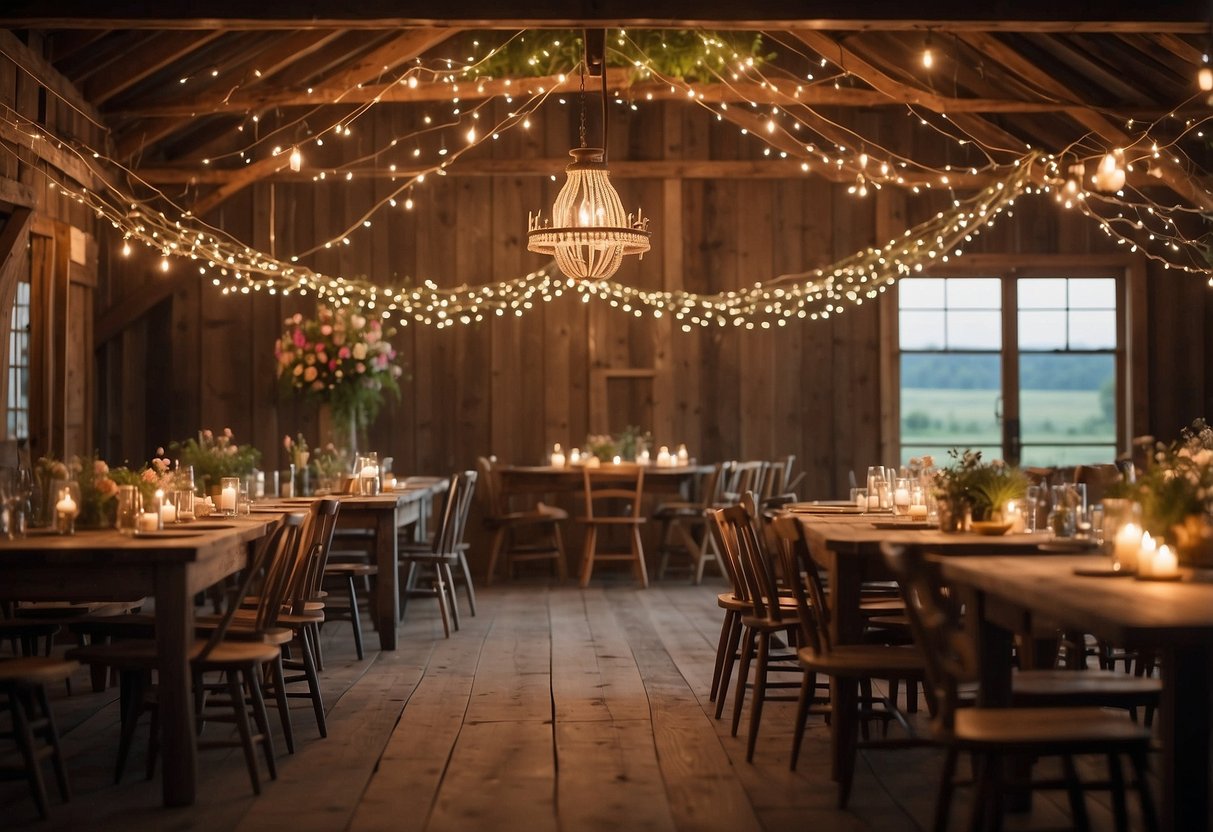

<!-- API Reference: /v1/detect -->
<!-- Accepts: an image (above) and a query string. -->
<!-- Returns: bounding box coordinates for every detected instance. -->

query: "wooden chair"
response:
[578,464,648,588]
[711,503,804,761]
[66,513,307,794]
[653,462,724,583]
[769,513,926,796]
[881,544,1159,832]
[399,471,477,638]
[0,657,77,818]
[720,460,766,503]
[479,456,568,584]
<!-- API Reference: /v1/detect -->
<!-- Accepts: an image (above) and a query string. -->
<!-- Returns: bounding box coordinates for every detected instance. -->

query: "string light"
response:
[289,147,303,172]
[922,32,935,70]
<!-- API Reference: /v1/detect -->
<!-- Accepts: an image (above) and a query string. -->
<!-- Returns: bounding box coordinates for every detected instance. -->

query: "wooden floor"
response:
[2,579,1158,831]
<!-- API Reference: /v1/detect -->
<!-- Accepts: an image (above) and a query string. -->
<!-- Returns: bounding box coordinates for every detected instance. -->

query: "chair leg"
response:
[731,628,756,737]
[1129,748,1160,832]
[225,670,261,795]
[456,550,477,616]
[434,566,452,639]
[245,666,277,781]
[789,670,813,771]
[309,622,325,672]
[710,609,736,702]
[35,684,70,803]
[834,677,860,808]
[579,527,597,588]
[933,747,958,832]
[346,575,366,660]
[300,633,327,738]
[485,527,506,585]
[632,526,649,589]
[269,653,295,754]
[114,670,144,783]
[9,687,50,818]
[551,522,568,582]
[1107,753,1129,832]
[746,632,770,762]
[715,614,743,720]
[1061,754,1091,832]
[442,563,461,632]
[400,561,419,620]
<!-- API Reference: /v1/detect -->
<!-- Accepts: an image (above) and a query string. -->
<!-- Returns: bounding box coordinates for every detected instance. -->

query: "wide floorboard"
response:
[2,582,1155,830]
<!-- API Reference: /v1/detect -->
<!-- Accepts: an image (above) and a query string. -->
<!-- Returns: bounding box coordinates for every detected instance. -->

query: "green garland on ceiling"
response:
[460,29,774,83]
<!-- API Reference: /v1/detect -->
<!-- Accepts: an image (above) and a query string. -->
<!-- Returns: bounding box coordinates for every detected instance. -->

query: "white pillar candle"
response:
[137,512,160,533]
[569,448,582,465]
[612,455,622,465]
[638,449,650,465]
[55,493,77,515]
[1137,532,1157,577]
[894,488,910,507]
[161,499,177,524]
[1153,544,1178,577]
[220,485,237,512]
[908,504,929,520]
[550,443,565,467]
[676,444,689,465]
[1113,522,1143,571]
[656,446,671,467]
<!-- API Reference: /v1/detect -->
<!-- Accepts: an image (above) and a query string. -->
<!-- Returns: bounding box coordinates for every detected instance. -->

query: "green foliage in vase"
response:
[933,448,1028,522]
[171,428,262,492]
[460,29,773,83]
[1109,418,1213,536]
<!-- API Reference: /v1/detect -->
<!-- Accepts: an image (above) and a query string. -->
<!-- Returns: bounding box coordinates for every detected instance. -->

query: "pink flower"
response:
[283,435,293,450]
[141,468,159,483]
[223,428,233,438]
[293,330,306,348]
[338,346,351,359]
[320,324,332,336]
[303,366,318,383]
[93,459,109,475]
[317,352,327,363]
[311,380,324,391]
[292,313,303,324]
[328,360,338,371]
[355,362,366,374]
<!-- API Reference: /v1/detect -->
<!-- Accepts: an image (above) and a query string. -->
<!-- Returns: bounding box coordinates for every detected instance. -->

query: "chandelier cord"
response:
[578,56,587,149]
[600,55,609,164]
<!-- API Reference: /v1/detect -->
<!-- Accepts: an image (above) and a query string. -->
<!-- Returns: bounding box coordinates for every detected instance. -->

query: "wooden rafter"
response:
[0,29,103,125]
[86,30,226,105]
[307,28,457,94]
[106,67,1165,119]
[959,30,1213,211]
[788,30,1031,155]
[0,1,1207,32]
[111,29,346,162]
[188,151,288,216]
[0,119,99,190]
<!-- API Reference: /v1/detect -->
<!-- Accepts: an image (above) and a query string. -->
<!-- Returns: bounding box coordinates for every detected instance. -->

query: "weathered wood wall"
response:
[0,38,103,461]
[90,100,1213,497]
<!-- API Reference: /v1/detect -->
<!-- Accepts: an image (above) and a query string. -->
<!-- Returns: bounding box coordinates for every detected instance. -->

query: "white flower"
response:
[352,342,368,361]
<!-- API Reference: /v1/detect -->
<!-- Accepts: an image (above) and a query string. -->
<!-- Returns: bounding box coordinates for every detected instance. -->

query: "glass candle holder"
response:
[53,481,80,535]
[116,485,142,535]
[892,477,912,516]
[219,477,240,516]
[357,453,381,496]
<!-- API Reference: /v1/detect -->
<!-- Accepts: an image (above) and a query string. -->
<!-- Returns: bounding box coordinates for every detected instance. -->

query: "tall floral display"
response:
[275,305,403,451]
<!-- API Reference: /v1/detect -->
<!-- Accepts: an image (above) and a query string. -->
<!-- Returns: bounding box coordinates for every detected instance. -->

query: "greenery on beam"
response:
[461,29,774,83]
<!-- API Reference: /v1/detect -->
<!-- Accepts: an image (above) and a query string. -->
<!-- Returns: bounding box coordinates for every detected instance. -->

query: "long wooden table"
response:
[266,478,447,651]
[797,514,1096,804]
[499,463,711,496]
[0,516,276,807]
[940,554,1213,832]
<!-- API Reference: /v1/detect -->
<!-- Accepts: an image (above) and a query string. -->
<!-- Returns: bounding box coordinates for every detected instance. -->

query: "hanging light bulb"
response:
[289,147,303,172]
[922,32,935,69]
[160,256,170,272]
[1200,67,1213,92]
[121,239,131,257]
[527,31,650,280]
[1092,150,1126,192]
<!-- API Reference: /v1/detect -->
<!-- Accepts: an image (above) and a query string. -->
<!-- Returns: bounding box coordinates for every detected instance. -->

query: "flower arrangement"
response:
[171,428,261,493]
[283,433,310,471]
[35,455,120,528]
[933,449,1029,522]
[310,442,351,493]
[274,305,404,437]
[1114,418,1213,541]
[586,425,651,461]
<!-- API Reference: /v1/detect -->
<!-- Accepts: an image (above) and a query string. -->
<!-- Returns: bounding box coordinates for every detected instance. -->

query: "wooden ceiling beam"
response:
[0,119,99,189]
[107,69,1146,118]
[188,152,289,216]
[959,31,1213,210]
[110,30,345,162]
[86,30,226,106]
[48,28,111,63]
[0,1,1206,33]
[789,30,1031,155]
[1026,34,1155,106]
[1152,32,1206,67]
[0,29,103,125]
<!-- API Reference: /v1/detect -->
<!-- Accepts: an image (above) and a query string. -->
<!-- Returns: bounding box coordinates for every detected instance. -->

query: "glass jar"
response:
[356,453,381,496]
[1101,498,1143,572]
[116,485,142,535]
[1047,484,1080,538]
[219,477,240,516]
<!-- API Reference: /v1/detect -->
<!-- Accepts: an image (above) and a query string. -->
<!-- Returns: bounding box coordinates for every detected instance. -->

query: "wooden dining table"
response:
[797,513,1100,807]
[0,516,277,807]
[498,463,712,497]
[940,553,1213,832]
[261,477,447,651]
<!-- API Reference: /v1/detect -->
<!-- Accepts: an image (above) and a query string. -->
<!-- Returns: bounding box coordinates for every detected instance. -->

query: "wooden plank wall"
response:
[90,99,1213,498]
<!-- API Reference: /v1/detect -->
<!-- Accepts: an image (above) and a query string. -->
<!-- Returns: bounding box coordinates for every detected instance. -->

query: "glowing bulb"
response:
[1200,67,1213,92]
[288,147,303,172]
[160,256,170,272]
[121,240,131,257]
[922,48,933,69]
[466,127,476,143]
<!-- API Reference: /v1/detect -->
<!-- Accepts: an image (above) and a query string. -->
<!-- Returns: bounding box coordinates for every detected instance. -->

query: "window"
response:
[896,269,1126,467]
[7,280,30,439]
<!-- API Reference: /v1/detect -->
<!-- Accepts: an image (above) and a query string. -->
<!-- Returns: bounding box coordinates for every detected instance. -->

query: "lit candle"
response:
[612,455,622,465]
[550,443,566,468]
[1113,522,1143,572]
[1006,501,1025,533]
[1137,532,1157,577]
[656,446,671,467]
[220,485,237,512]
[867,495,881,510]
[55,492,77,516]
[1153,544,1178,578]
[908,503,929,520]
[894,487,910,509]
[676,444,689,465]
[137,512,160,533]
[161,498,177,524]
[570,447,582,465]
[638,449,650,465]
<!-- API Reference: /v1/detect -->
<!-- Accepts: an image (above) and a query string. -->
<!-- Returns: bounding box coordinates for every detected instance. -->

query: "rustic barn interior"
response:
[2,3,1213,831]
